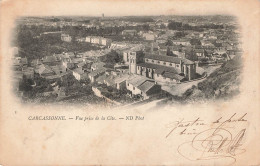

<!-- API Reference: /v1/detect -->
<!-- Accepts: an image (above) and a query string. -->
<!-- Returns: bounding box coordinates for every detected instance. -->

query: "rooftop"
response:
[137,80,156,93]
[144,54,194,65]
[128,75,153,87]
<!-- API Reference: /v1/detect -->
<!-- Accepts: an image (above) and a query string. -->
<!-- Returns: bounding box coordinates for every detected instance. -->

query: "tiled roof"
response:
[137,81,156,93]
[43,56,57,63]
[38,65,54,75]
[162,72,185,81]
[136,63,186,80]
[88,68,106,77]
[128,75,153,87]
[73,67,84,75]
[137,63,180,74]
[145,54,181,64]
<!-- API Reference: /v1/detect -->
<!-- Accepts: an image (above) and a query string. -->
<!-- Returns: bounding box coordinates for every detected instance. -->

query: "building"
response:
[143,33,156,41]
[128,51,145,74]
[129,53,197,82]
[123,47,144,64]
[86,36,112,47]
[114,75,129,90]
[100,38,112,46]
[13,57,28,69]
[91,37,101,44]
[61,34,72,42]
[126,75,161,99]
[85,36,92,43]
[194,49,206,59]
[91,62,105,71]
[72,67,88,81]
[42,55,59,65]
[122,30,137,36]
[31,59,42,67]
[88,68,106,83]
[51,65,66,75]
[35,64,55,77]
[171,39,191,46]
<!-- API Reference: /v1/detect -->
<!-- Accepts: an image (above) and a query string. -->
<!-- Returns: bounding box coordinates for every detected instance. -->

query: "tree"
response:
[19,75,33,92]
[100,50,123,64]
[165,40,173,46]
[168,21,182,30]
[190,39,201,45]
[166,47,174,56]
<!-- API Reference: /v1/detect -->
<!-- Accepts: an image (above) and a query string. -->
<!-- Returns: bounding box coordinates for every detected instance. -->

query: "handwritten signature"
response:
[165,113,248,165]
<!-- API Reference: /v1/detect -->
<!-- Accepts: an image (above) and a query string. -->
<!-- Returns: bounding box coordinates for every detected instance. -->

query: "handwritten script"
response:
[165,113,248,165]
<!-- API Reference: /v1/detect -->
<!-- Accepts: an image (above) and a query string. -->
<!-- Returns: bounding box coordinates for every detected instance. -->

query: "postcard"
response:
[0,0,259,165]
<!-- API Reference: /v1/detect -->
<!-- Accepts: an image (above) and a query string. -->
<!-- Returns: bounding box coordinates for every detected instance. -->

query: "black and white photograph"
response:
[12,14,242,106]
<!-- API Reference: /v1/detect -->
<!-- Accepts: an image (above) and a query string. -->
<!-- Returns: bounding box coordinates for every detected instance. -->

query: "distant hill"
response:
[119,16,154,23]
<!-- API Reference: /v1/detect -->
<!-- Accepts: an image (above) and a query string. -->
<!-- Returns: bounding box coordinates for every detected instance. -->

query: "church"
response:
[129,52,197,83]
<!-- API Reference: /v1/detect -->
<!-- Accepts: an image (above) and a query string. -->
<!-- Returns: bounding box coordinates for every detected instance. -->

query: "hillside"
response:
[182,55,242,102]
[160,55,243,105]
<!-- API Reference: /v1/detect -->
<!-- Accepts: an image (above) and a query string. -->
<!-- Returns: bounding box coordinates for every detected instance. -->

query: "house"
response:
[194,49,205,58]
[22,67,34,79]
[143,33,157,41]
[126,75,161,100]
[110,42,128,49]
[54,53,72,62]
[86,36,92,43]
[103,75,116,87]
[62,61,75,70]
[72,67,88,81]
[13,57,28,69]
[50,65,66,75]
[42,56,59,65]
[91,36,101,44]
[122,30,137,36]
[61,34,72,42]
[156,38,167,44]
[88,68,106,83]
[35,64,55,77]
[31,59,42,67]
[201,40,215,48]
[91,62,105,71]
[171,39,191,46]
[100,38,112,47]
[114,74,130,90]
[72,57,84,64]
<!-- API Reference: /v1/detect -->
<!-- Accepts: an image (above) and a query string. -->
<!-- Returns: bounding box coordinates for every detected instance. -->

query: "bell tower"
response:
[129,52,137,74]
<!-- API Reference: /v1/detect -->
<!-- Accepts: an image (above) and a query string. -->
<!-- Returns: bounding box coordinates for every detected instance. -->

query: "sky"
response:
[3,0,237,17]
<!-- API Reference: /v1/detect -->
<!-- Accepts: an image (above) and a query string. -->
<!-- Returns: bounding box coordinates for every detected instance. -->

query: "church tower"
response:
[129,52,137,74]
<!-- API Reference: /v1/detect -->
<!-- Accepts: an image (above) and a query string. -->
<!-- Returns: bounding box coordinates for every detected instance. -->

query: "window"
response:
[176,64,179,67]
[146,59,148,62]
[152,60,154,62]
[163,62,166,65]
[133,87,135,90]
[170,63,172,66]
[128,83,129,86]
[158,61,160,64]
